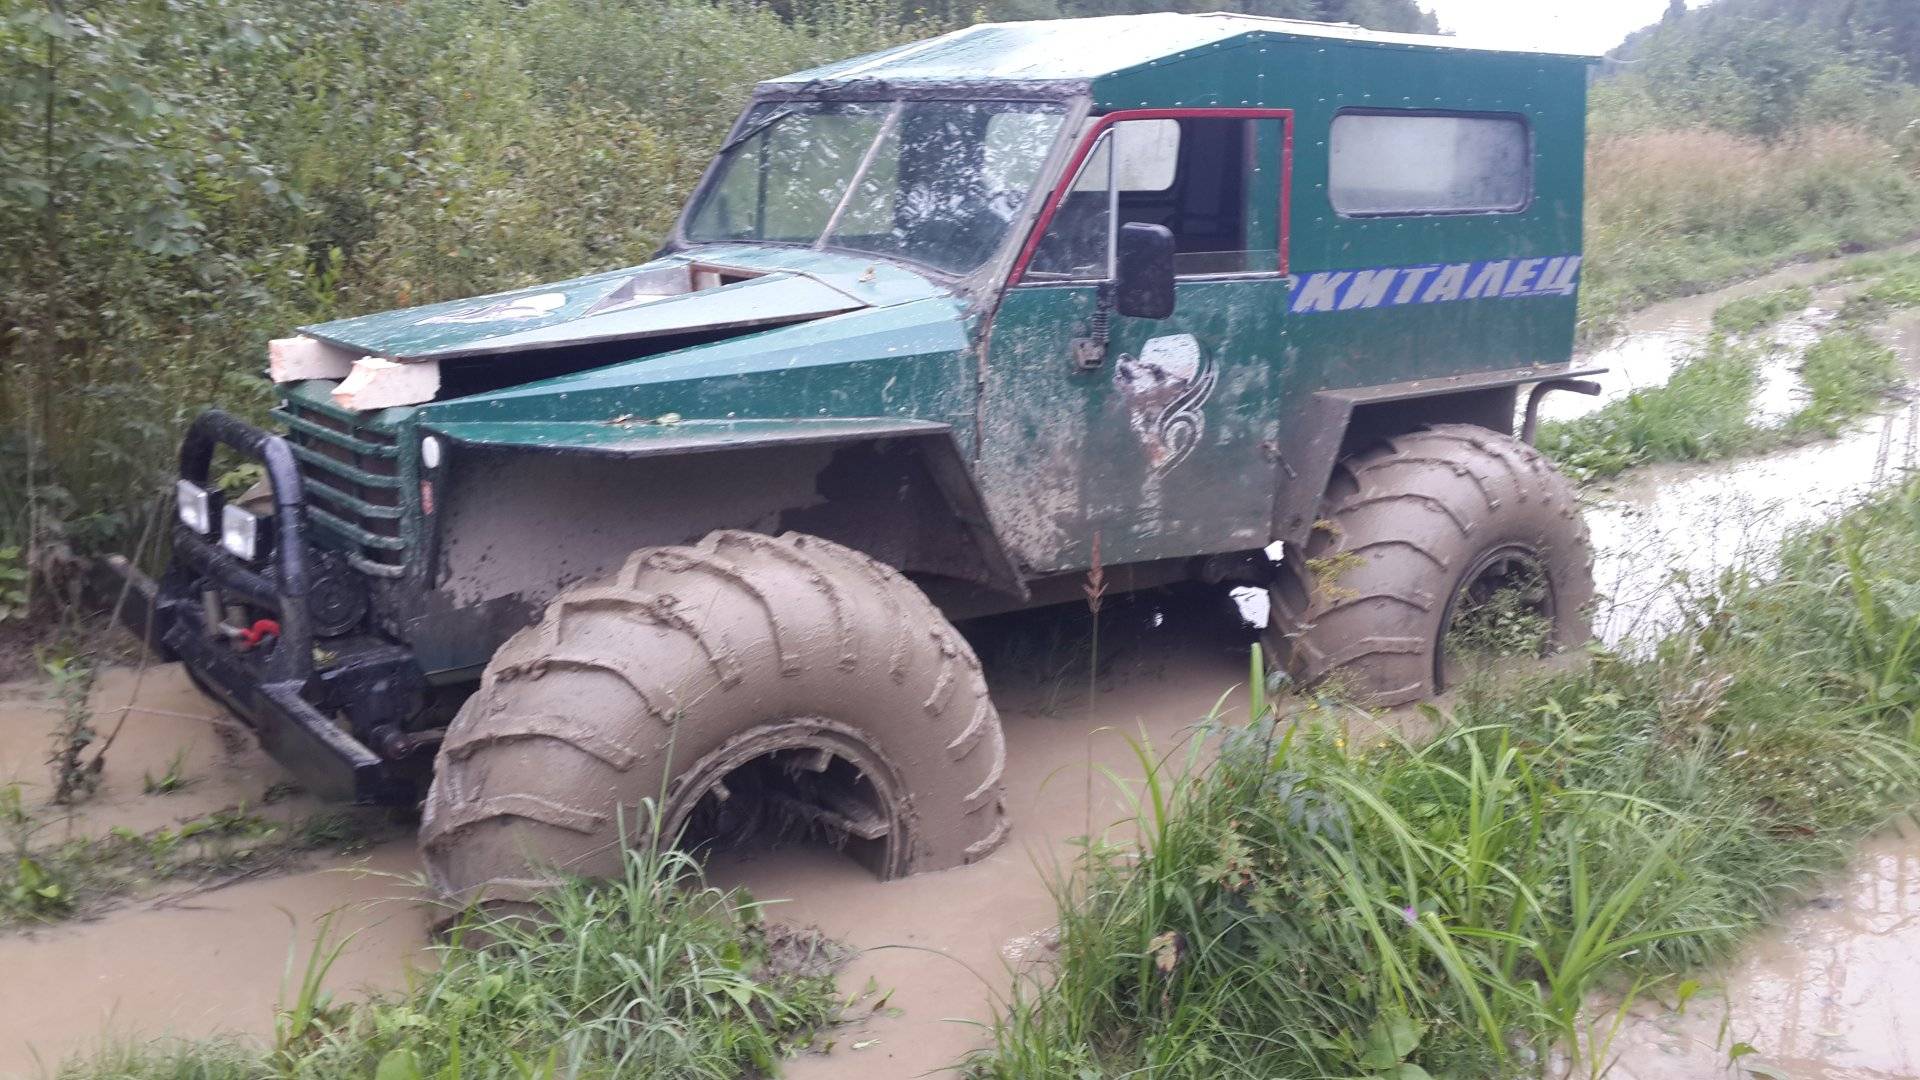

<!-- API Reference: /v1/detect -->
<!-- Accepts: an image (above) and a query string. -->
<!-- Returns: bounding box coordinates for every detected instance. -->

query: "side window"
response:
[1027,116,1279,281]
[1328,112,1530,216]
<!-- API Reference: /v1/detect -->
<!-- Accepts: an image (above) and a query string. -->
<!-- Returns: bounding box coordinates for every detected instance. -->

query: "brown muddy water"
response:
[6,252,1920,1077]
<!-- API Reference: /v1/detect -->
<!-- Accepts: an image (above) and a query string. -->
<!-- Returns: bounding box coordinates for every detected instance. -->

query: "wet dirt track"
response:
[7,250,1920,1077]
[0,665,433,1074]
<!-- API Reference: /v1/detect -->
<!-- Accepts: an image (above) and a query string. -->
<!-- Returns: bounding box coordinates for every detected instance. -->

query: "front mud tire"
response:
[1266,424,1594,707]
[419,530,1009,906]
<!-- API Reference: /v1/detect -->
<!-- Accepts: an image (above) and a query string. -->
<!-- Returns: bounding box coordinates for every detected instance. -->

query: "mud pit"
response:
[6,250,1920,1078]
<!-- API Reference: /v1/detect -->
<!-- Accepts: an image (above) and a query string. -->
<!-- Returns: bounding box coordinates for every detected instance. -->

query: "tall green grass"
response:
[51,839,841,1080]
[972,479,1920,1079]
[1580,127,1920,340]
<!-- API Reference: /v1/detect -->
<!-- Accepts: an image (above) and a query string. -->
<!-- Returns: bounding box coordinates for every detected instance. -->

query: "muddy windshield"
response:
[685,99,1067,275]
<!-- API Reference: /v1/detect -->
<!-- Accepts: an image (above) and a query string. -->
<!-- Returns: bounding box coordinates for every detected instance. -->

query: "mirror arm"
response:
[1071,283,1115,372]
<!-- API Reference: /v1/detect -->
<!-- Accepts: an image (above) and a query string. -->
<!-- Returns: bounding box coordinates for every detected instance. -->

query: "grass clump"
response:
[1711,285,1813,335]
[973,479,1920,1080]
[1537,336,1763,479]
[52,843,842,1080]
[1786,330,1903,436]
[1838,261,1920,325]
[1546,248,1914,483]
[0,802,386,926]
[1822,249,1920,285]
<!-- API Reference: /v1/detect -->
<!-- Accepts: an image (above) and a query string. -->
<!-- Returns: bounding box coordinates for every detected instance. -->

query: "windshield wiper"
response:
[719,107,796,153]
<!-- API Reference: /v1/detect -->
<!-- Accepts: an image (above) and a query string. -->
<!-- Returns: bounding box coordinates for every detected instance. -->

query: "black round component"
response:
[308,555,371,637]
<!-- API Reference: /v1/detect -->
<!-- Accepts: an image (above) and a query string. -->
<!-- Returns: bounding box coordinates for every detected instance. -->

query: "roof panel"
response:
[762,12,1599,88]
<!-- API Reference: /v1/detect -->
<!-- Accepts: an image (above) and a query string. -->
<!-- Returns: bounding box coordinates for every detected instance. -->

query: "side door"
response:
[976,110,1294,575]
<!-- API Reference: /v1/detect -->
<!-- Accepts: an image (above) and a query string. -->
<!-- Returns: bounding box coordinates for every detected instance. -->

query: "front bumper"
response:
[107,410,426,805]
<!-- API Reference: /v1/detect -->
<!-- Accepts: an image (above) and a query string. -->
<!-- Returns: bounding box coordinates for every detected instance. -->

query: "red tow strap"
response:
[235,618,281,650]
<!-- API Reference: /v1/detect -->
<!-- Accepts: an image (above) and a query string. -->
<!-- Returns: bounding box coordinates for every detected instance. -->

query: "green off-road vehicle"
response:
[112,13,1601,903]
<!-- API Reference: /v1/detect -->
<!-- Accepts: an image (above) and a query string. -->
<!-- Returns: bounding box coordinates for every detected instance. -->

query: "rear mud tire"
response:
[1266,425,1594,707]
[419,530,1009,906]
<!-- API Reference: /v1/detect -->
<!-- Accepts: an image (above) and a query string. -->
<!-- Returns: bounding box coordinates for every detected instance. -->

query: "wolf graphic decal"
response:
[1115,334,1216,471]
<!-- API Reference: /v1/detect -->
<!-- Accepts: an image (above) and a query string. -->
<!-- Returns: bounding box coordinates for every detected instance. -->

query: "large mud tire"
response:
[1266,424,1594,707]
[419,530,1009,905]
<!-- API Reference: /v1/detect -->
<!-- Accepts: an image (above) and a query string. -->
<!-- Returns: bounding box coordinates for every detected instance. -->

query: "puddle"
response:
[0,665,327,843]
[0,594,1255,1079]
[1561,309,1830,428]
[1605,823,1920,1080]
[708,596,1255,1079]
[1586,401,1920,646]
[1586,309,1920,647]
[1752,303,1839,424]
[0,840,431,1075]
[1546,243,1920,428]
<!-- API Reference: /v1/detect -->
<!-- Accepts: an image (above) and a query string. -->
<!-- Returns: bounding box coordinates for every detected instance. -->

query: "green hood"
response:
[300,246,952,364]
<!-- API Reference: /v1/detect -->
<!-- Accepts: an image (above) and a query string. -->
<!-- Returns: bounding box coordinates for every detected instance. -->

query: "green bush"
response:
[0,0,937,567]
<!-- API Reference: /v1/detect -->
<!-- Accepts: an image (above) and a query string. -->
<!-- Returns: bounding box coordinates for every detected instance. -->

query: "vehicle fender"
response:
[422,417,1027,601]
[1269,364,1603,549]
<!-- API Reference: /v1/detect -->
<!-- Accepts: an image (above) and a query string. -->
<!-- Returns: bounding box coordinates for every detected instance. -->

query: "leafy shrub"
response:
[0,0,936,570]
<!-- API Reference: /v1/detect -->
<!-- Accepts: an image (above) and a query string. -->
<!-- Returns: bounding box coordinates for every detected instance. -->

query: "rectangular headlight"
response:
[220,504,264,561]
[176,480,215,535]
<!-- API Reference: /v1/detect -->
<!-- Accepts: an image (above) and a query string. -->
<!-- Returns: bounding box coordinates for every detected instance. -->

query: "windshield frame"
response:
[670,88,1087,288]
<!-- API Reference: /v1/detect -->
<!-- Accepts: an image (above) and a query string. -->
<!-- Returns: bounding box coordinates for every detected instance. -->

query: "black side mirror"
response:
[1115,222,1175,319]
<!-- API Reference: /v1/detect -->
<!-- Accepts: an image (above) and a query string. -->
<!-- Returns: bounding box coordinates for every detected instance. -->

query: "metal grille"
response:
[272,398,409,578]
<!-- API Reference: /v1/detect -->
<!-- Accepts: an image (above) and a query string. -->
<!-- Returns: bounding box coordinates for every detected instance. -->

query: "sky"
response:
[1418,0,1699,56]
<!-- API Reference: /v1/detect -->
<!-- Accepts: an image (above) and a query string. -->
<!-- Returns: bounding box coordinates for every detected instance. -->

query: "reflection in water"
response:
[1607,826,1920,1080]
[1587,406,1920,648]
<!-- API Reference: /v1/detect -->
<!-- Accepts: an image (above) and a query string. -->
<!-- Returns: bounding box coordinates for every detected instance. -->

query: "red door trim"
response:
[1008,106,1296,285]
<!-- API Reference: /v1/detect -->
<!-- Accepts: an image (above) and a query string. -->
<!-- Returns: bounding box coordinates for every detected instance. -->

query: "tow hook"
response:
[370,724,445,761]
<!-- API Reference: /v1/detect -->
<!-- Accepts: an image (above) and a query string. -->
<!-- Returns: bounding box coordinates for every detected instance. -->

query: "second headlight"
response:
[220,504,267,561]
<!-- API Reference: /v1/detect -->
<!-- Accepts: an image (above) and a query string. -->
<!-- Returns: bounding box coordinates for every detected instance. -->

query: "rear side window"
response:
[1328,112,1530,216]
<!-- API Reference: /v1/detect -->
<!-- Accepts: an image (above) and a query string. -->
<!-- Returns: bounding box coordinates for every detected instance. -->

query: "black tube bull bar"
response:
[175,409,318,680]
[107,409,420,804]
